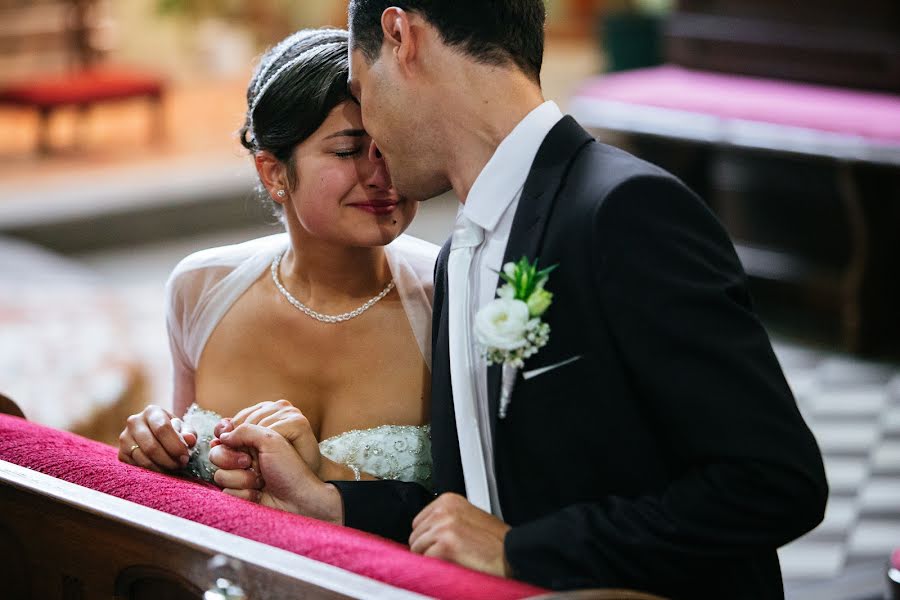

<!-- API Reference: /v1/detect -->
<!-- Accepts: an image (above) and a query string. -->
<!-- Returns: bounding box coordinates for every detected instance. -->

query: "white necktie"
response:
[447,213,491,512]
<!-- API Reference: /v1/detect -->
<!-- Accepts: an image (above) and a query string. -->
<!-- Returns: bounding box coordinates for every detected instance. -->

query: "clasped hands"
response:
[118,400,511,577]
[118,400,343,523]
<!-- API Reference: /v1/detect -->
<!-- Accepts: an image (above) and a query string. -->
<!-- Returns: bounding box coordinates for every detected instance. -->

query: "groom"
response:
[217,2,828,598]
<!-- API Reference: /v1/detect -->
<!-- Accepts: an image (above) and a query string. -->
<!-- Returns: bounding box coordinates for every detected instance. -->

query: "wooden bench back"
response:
[0,460,423,600]
[667,0,900,92]
[0,459,670,600]
[0,0,103,81]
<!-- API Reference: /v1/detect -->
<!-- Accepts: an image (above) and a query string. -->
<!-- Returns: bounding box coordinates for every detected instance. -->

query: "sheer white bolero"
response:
[165,232,439,414]
[165,233,439,487]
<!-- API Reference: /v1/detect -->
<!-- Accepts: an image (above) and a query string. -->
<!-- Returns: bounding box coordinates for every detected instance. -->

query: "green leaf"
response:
[537,264,558,278]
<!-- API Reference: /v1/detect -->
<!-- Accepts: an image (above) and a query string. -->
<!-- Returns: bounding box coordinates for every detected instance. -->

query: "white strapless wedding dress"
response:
[320,424,432,489]
[181,404,433,489]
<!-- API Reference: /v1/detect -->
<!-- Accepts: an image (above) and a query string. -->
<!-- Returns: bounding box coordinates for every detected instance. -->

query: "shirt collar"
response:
[462,101,564,233]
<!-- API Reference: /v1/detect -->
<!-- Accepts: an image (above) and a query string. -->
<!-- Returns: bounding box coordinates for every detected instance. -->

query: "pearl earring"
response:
[276,190,286,198]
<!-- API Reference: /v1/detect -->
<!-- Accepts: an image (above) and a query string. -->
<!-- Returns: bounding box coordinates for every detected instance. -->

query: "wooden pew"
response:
[0,398,445,599]
[0,460,422,599]
[0,405,668,600]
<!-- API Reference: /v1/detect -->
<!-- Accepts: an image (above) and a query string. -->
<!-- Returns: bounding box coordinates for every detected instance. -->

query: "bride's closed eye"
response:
[334,148,363,158]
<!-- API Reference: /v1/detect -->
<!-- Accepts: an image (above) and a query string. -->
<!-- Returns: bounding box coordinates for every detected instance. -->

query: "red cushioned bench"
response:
[0,404,673,599]
[0,411,548,599]
[570,65,900,354]
[0,68,165,154]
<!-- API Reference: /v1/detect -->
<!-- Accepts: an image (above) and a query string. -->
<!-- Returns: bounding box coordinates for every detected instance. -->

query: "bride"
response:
[118,28,437,493]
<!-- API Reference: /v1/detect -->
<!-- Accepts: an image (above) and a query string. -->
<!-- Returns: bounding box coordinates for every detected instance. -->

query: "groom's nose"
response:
[364,140,392,190]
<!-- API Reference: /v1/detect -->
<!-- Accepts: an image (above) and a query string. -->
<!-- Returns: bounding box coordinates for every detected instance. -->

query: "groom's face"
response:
[349,47,452,202]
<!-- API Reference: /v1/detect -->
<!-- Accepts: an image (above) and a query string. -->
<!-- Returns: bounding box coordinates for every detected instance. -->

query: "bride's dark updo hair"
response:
[239,28,352,216]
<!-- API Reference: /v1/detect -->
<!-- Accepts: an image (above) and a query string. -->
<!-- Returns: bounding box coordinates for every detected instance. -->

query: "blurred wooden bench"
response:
[665,0,900,93]
[0,0,165,153]
[570,66,900,355]
[573,0,900,355]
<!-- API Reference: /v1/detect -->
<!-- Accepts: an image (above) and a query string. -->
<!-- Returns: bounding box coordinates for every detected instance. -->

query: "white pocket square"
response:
[522,355,583,381]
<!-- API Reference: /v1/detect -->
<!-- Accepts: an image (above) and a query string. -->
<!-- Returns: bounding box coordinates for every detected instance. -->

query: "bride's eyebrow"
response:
[324,129,366,140]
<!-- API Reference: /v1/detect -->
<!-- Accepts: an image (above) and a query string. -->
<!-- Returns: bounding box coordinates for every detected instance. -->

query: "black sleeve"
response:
[504,175,828,590]
[331,480,434,543]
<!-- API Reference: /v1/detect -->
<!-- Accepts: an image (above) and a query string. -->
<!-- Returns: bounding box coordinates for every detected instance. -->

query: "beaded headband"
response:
[246,34,347,146]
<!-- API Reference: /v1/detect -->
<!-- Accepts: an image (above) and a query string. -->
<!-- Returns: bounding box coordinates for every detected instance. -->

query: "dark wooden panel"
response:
[675,0,900,30]
[0,394,25,419]
[591,130,900,355]
[666,0,900,92]
[0,524,30,599]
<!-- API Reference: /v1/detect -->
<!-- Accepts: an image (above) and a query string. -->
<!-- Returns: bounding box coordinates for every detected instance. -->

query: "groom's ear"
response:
[381,7,418,73]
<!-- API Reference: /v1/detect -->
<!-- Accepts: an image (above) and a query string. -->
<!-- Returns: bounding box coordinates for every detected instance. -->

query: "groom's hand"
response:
[227,400,324,476]
[409,493,512,577]
[209,423,344,525]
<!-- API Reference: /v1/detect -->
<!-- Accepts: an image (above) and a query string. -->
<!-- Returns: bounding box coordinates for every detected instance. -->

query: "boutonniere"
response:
[474,257,556,419]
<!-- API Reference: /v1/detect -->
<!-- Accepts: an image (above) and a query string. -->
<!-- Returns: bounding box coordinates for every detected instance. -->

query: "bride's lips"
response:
[348,200,400,215]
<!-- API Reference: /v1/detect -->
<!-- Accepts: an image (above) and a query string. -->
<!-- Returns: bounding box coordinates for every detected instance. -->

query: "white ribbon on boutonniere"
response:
[474,257,556,419]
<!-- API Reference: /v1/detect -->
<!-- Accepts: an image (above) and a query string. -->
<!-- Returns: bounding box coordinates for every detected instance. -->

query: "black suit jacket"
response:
[333,117,828,599]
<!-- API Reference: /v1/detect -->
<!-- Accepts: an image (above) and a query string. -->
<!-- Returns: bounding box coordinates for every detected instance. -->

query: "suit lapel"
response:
[487,117,594,436]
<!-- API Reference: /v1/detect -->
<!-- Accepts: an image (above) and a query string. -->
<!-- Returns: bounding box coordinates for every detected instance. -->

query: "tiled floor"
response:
[774,341,899,597]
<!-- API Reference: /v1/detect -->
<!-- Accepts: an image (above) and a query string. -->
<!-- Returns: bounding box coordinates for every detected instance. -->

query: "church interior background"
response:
[1,1,898,599]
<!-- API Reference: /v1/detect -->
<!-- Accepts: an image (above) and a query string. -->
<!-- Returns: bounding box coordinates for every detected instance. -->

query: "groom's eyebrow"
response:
[324,129,366,140]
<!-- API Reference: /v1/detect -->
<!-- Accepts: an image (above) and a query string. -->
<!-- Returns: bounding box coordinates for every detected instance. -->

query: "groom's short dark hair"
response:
[348,0,546,83]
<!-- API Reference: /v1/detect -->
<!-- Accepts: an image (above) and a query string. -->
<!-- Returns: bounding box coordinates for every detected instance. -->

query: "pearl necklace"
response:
[270,252,395,324]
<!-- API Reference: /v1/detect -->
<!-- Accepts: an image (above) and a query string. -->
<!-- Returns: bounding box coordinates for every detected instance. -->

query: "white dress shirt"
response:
[456,100,564,516]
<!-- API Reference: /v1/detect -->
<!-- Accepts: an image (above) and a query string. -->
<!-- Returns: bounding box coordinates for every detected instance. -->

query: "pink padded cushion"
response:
[0,414,543,600]
[576,66,900,144]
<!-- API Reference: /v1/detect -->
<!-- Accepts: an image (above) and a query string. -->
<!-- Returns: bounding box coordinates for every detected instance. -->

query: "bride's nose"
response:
[364,139,391,190]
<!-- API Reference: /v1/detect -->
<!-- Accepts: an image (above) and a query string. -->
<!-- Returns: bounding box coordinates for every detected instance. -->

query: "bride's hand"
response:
[118,405,197,472]
[222,400,324,477]
[208,424,343,524]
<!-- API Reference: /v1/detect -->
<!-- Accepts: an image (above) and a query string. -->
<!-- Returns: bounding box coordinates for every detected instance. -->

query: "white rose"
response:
[474,298,530,351]
[503,262,517,279]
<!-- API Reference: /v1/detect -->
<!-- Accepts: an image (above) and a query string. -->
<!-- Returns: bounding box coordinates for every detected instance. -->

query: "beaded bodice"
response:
[319,424,432,489]
[180,404,432,489]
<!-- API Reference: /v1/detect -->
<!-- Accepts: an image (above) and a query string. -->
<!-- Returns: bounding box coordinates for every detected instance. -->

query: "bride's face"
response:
[285,101,416,247]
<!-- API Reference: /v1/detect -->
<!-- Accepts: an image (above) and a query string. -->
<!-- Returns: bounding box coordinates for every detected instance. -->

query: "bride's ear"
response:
[255,151,290,204]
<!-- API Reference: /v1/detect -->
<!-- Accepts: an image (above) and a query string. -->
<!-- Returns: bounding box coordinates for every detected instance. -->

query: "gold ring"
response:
[129,444,140,457]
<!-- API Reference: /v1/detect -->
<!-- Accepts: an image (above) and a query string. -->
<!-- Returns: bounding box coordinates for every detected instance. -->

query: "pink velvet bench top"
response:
[0,413,545,600]
[571,65,900,165]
